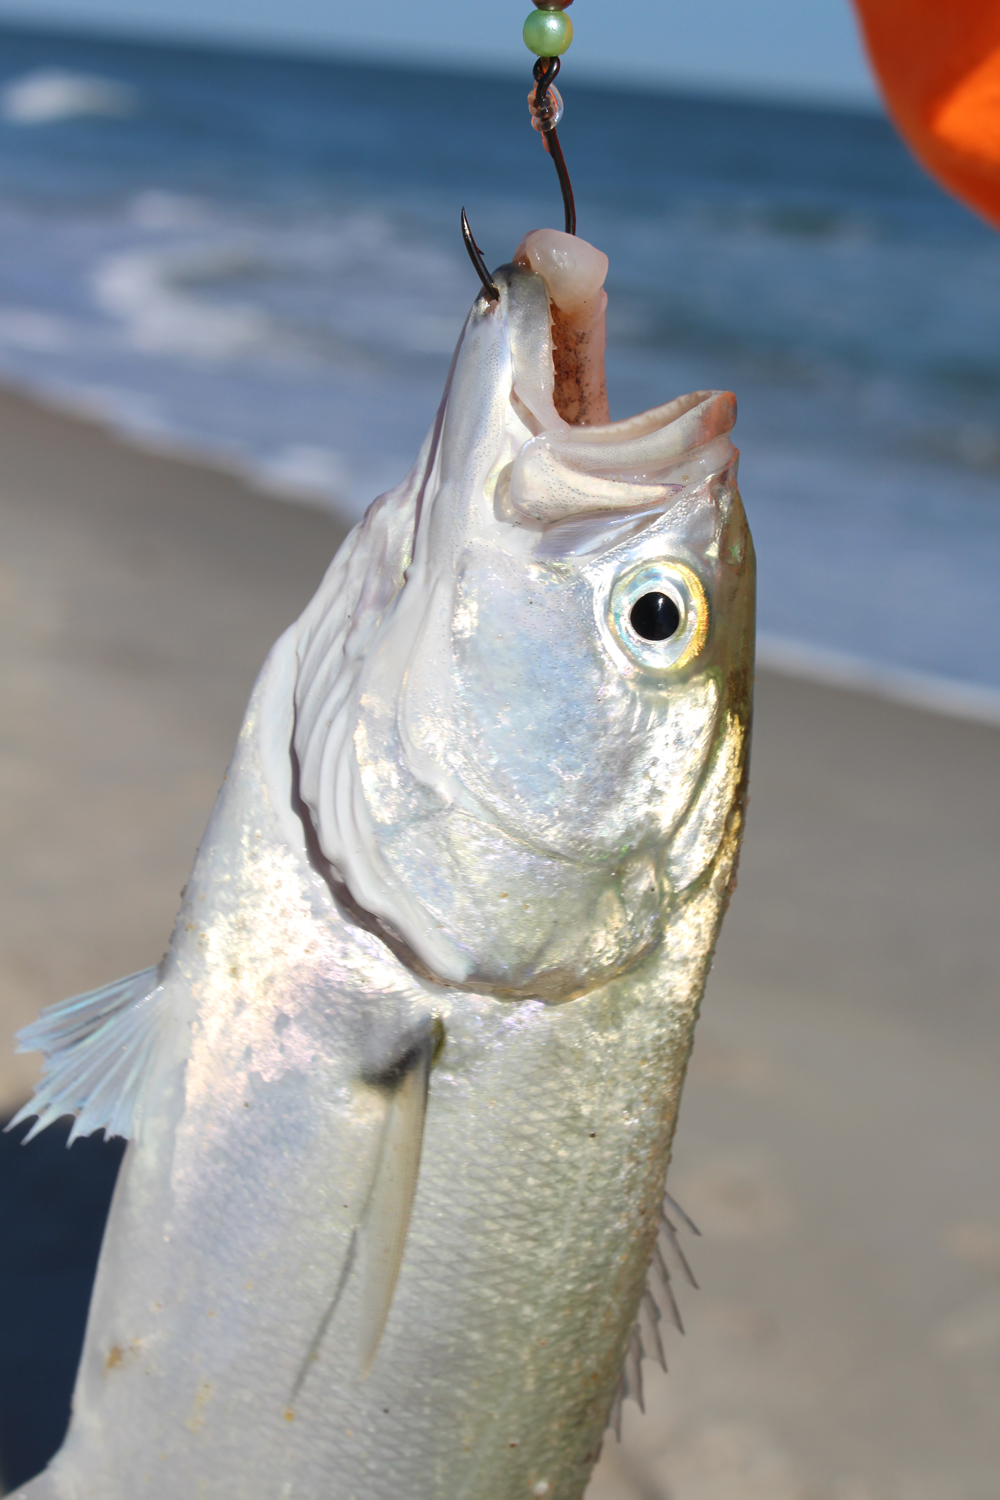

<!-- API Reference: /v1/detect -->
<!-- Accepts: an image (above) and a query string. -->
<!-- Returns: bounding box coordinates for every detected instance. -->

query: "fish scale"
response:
[11,239,754,1499]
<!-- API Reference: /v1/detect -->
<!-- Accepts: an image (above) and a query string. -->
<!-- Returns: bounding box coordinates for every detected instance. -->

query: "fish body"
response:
[12,246,754,1500]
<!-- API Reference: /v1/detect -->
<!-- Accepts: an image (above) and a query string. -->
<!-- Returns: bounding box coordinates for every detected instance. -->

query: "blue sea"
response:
[0,24,997,709]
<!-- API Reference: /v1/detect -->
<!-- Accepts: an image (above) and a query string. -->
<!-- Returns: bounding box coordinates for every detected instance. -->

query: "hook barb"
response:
[461,208,500,303]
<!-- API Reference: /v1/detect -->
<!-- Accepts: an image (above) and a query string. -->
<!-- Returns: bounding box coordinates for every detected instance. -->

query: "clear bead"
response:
[528,81,564,133]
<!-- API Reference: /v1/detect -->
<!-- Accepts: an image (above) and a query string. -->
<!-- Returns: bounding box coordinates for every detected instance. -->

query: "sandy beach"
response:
[0,390,998,1499]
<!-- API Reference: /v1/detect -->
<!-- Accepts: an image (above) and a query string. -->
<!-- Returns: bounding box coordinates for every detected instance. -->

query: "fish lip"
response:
[547,388,736,447]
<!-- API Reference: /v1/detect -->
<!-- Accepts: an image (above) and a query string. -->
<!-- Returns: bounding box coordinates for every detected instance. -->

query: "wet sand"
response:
[0,390,998,1498]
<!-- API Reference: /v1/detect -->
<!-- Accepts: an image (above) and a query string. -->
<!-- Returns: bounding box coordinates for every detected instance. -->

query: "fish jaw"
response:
[295,263,754,1000]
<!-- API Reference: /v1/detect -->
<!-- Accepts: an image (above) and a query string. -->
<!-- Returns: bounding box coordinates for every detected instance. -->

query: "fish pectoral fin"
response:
[357,1015,443,1378]
[6,967,166,1144]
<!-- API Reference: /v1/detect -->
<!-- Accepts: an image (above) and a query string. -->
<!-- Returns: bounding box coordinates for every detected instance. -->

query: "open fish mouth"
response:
[293,231,754,1000]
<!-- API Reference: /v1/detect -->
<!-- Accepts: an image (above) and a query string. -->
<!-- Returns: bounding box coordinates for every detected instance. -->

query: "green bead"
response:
[523,9,573,56]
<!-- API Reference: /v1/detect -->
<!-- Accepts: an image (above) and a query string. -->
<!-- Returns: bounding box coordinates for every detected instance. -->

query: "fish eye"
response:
[629,591,681,642]
[607,560,708,674]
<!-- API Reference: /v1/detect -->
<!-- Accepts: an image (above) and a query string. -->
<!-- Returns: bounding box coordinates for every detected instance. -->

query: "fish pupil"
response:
[630,591,681,641]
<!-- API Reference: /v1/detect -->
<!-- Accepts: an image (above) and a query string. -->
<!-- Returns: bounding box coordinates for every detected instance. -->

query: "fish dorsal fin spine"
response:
[7,966,166,1144]
[608,1189,701,1437]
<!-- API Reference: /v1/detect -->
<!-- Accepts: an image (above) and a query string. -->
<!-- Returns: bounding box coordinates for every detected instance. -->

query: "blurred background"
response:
[0,2,996,1496]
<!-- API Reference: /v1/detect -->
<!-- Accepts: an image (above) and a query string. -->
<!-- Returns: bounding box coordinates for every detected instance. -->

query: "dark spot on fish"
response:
[630,592,681,641]
[361,1017,445,1093]
[105,1345,122,1372]
[362,1041,427,1095]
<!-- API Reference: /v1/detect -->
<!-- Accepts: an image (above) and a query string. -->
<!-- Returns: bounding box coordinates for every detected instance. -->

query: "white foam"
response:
[757,633,1000,728]
[92,247,273,361]
[1,68,137,125]
[88,209,465,368]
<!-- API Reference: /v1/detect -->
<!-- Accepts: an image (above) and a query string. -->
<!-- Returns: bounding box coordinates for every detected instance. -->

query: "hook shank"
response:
[531,56,576,236]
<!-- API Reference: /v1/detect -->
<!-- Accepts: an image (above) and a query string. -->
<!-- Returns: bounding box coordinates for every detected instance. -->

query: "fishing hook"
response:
[461,206,500,303]
[460,44,576,301]
[530,56,576,236]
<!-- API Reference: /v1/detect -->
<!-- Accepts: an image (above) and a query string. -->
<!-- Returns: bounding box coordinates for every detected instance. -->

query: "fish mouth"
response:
[501,384,738,529]
[486,255,737,538]
[500,229,737,526]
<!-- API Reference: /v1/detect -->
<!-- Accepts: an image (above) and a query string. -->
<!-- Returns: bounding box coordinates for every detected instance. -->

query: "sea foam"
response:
[1,67,137,124]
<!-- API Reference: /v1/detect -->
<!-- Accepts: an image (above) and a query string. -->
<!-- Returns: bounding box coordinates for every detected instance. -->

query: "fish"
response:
[9,227,754,1500]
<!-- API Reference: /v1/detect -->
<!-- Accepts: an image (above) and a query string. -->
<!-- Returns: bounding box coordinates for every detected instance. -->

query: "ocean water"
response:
[0,25,997,703]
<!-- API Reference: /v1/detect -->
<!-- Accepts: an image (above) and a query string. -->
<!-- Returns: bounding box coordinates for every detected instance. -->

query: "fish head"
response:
[295,250,754,1001]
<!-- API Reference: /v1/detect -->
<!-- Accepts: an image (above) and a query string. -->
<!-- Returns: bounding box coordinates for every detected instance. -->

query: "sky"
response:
[0,0,880,107]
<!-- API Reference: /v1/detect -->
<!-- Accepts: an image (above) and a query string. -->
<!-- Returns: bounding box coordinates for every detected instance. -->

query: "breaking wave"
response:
[1,67,137,124]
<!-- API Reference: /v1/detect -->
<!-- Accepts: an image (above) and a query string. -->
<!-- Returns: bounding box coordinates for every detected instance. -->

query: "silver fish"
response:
[11,233,754,1500]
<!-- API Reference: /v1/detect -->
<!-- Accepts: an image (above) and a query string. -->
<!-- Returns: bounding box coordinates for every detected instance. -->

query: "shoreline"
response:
[0,376,358,526]
[5,379,1000,729]
[757,631,1000,728]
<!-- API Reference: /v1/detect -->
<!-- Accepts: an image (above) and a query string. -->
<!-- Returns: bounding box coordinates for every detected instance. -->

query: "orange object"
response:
[853,0,1000,228]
